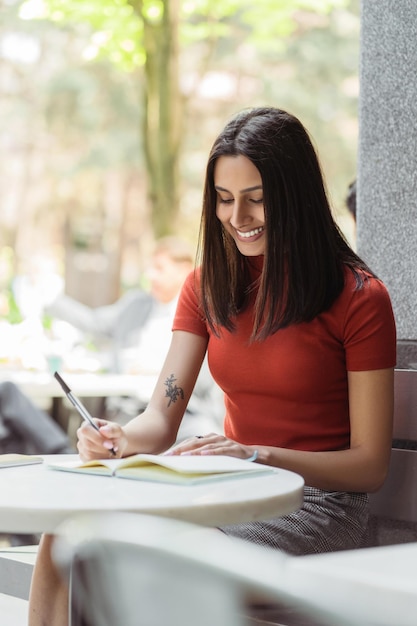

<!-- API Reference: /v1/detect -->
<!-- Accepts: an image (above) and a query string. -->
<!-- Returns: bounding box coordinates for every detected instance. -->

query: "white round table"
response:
[0,454,304,533]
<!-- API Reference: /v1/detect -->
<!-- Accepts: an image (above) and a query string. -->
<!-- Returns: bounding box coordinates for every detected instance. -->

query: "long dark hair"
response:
[198,107,373,340]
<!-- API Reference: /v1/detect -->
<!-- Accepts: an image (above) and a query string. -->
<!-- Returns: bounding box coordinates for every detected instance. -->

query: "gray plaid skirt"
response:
[221,486,369,555]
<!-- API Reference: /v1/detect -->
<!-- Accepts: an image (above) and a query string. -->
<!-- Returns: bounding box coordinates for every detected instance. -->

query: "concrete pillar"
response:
[358,0,417,368]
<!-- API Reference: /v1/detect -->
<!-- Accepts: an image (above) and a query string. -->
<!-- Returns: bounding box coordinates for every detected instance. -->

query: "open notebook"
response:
[46,453,274,485]
[0,453,43,468]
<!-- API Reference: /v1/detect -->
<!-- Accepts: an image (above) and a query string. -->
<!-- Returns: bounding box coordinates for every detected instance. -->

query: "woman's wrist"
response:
[254,446,270,465]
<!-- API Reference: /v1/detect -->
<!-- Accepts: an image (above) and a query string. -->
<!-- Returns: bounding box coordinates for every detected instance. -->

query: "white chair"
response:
[287,540,417,626]
[53,512,359,626]
[52,510,417,626]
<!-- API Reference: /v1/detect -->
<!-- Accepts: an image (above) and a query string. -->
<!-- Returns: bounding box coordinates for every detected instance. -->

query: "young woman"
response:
[29,107,396,624]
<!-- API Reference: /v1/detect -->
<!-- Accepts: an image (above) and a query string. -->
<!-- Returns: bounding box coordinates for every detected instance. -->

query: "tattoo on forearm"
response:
[164,374,184,407]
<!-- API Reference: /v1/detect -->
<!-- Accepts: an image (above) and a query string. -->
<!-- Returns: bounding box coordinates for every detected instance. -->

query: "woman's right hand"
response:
[76,419,127,461]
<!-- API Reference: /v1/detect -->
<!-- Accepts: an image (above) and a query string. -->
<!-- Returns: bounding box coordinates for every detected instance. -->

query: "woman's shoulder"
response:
[338,265,395,329]
[174,266,208,337]
[182,266,201,293]
[342,265,392,301]
[177,267,203,310]
[338,266,396,368]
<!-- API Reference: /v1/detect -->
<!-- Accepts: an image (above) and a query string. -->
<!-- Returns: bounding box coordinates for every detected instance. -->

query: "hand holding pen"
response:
[54,372,117,456]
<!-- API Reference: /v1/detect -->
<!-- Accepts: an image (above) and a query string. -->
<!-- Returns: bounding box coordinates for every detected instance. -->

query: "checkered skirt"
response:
[221,486,369,555]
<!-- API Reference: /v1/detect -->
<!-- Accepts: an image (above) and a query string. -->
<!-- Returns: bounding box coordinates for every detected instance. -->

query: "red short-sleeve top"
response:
[173,265,396,452]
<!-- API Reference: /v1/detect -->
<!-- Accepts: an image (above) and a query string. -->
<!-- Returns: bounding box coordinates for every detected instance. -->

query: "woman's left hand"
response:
[164,433,257,461]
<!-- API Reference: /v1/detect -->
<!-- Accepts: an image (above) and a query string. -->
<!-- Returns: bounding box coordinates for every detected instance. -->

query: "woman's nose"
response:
[230,199,249,227]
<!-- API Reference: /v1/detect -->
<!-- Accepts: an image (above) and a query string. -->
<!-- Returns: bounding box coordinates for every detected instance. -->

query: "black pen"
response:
[54,372,117,456]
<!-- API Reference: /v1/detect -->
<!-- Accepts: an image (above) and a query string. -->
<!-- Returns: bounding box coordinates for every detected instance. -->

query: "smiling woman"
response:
[28,108,396,626]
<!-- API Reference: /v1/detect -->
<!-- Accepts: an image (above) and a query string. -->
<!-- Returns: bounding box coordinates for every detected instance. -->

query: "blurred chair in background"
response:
[0,381,74,456]
[367,368,417,546]
[0,380,74,547]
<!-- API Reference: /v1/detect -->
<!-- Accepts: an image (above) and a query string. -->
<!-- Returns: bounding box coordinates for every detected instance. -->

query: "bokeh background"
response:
[1,0,359,311]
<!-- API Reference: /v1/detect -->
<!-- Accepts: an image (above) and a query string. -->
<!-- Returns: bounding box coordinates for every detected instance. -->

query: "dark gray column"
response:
[358,0,417,368]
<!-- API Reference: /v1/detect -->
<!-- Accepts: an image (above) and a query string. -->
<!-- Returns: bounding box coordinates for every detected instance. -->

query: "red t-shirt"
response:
[173,265,396,452]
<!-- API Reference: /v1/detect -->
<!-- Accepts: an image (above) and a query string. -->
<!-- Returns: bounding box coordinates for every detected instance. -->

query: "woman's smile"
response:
[235,225,265,241]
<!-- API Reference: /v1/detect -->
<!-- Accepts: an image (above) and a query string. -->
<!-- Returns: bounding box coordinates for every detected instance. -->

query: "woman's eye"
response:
[250,198,263,204]
[219,197,233,204]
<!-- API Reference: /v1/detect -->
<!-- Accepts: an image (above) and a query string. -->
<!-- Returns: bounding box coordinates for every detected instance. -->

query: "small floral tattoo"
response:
[164,374,184,407]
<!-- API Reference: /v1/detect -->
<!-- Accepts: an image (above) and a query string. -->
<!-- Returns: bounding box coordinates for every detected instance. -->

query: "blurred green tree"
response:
[19,0,347,237]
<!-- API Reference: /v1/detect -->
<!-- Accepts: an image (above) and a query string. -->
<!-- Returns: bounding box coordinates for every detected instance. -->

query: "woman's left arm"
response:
[169,367,394,493]
[266,367,394,492]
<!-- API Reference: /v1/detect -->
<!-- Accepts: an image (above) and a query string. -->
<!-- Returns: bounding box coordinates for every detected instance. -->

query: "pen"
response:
[54,371,117,456]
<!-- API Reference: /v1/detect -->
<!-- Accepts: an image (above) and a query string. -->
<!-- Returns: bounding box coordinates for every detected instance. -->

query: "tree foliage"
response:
[21,0,347,70]
[1,0,359,303]
[20,0,349,237]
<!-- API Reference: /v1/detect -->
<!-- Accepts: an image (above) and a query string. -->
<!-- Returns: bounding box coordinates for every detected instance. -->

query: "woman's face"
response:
[214,155,265,256]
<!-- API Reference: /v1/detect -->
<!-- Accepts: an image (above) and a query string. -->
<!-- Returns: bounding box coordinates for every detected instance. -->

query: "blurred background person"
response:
[46,237,193,373]
[46,236,225,440]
